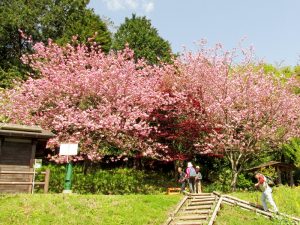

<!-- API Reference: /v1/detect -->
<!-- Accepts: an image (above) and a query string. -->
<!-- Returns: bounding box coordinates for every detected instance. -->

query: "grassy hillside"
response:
[0,194,181,225]
[0,186,298,225]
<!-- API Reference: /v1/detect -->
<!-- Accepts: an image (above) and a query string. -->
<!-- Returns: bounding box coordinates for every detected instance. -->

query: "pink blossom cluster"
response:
[168,44,300,187]
[0,41,178,162]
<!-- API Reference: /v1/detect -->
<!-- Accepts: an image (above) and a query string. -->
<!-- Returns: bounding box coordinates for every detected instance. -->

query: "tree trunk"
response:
[133,157,141,169]
[228,152,245,192]
[174,160,180,180]
[231,168,239,191]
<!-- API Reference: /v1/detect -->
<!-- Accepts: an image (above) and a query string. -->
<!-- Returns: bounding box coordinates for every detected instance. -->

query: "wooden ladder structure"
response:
[165,192,300,225]
[165,193,218,225]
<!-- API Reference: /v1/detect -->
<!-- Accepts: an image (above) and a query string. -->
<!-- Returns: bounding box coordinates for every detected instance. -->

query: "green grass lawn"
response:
[215,186,300,225]
[0,194,181,225]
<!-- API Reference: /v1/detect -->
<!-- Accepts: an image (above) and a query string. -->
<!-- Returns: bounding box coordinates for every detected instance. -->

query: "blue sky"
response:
[88,0,300,66]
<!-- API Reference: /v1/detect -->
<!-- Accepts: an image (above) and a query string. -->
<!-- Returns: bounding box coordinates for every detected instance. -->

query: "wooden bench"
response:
[167,187,181,195]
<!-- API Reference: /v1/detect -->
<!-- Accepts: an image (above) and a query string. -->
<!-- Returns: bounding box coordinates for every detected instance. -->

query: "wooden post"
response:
[0,138,2,157]
[28,140,37,193]
[289,170,294,187]
[44,169,50,193]
[30,140,37,167]
[276,166,282,184]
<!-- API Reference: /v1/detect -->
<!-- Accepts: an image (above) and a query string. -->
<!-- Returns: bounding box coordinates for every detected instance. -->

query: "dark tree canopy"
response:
[112,14,173,64]
[0,0,111,88]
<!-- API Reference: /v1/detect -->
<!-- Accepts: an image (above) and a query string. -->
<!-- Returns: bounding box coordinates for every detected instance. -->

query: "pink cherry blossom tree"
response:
[1,38,299,191]
[0,40,178,162]
[170,44,300,190]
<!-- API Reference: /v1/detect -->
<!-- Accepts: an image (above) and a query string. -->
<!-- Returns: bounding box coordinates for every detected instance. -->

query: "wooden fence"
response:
[0,169,50,193]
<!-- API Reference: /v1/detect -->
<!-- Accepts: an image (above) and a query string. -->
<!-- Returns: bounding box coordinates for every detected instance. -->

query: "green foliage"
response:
[112,14,173,64]
[0,194,180,225]
[44,1,112,52]
[262,64,300,94]
[0,0,111,88]
[263,64,294,79]
[204,166,232,193]
[198,156,253,193]
[236,173,253,190]
[36,164,177,194]
[282,137,300,167]
[259,167,278,181]
[204,172,253,193]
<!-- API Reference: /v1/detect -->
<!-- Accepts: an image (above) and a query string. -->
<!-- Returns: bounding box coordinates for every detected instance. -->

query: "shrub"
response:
[35,164,177,194]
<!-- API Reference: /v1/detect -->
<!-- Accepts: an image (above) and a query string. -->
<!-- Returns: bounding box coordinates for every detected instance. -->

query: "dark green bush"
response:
[36,164,177,194]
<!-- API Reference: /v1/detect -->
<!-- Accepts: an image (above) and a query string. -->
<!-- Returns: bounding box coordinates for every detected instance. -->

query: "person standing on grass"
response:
[254,172,278,213]
[186,162,196,193]
[177,167,186,193]
[195,166,202,193]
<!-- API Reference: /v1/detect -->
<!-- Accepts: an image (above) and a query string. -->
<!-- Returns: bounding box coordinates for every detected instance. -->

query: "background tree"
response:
[282,138,300,167]
[167,46,300,190]
[112,14,173,64]
[0,0,111,88]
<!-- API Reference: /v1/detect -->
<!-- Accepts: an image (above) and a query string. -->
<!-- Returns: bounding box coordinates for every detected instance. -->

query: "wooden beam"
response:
[163,196,188,225]
[0,182,45,185]
[44,169,50,193]
[173,196,189,215]
[222,197,273,217]
[29,140,37,192]
[0,171,47,174]
[208,196,223,225]
[0,138,2,157]
[222,194,300,223]
[30,140,37,167]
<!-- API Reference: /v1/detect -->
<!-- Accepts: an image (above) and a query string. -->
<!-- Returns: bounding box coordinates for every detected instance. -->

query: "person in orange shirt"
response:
[254,173,278,213]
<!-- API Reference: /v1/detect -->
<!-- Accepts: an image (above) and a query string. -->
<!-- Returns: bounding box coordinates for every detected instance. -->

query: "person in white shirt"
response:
[254,173,278,213]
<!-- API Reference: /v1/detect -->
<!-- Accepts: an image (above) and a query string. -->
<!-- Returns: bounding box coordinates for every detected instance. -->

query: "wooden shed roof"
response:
[247,161,296,171]
[0,123,55,139]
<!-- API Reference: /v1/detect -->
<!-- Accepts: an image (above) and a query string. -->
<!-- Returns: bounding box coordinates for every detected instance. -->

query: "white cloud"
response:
[102,0,124,11]
[102,0,154,13]
[143,1,154,13]
[126,0,138,9]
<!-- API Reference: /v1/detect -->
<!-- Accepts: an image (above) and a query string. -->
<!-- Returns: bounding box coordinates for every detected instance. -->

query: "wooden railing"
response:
[0,169,50,193]
[212,191,300,224]
[208,196,223,225]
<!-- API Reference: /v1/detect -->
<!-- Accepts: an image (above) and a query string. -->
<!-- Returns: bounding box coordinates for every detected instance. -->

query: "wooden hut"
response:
[0,123,54,193]
[247,161,297,186]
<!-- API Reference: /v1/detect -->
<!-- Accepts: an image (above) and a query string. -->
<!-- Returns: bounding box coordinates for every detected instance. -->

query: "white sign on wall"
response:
[59,143,78,156]
[34,159,42,169]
